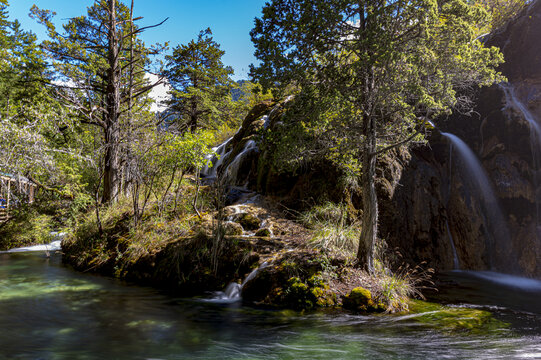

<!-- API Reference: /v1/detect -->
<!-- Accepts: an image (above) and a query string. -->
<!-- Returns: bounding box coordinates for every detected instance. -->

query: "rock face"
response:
[381,1,541,278]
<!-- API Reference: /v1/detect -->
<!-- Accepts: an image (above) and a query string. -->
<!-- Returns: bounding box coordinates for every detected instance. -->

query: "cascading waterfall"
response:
[0,240,62,254]
[201,137,260,186]
[206,262,269,303]
[501,83,541,228]
[201,125,264,186]
[446,142,460,270]
[442,132,511,270]
[201,137,233,179]
[222,140,257,185]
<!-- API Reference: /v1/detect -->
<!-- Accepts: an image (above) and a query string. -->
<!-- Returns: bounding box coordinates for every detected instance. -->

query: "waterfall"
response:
[222,140,257,185]
[446,220,460,270]
[201,137,233,178]
[446,142,460,270]
[501,83,541,227]
[206,262,268,303]
[442,132,511,270]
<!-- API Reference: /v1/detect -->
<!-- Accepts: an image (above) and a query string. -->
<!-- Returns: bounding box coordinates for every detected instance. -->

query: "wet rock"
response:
[237,213,261,231]
[255,228,272,237]
[343,287,384,313]
[223,221,244,236]
[224,187,251,206]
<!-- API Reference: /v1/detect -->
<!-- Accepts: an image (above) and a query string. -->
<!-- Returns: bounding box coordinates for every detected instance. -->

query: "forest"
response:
[1,0,541,358]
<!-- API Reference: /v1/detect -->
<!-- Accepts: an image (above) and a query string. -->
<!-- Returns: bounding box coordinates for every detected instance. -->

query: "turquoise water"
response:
[1,252,541,359]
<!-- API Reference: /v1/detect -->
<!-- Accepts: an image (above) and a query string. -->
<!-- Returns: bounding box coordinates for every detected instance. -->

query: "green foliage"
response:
[0,1,47,118]
[0,202,60,249]
[228,80,274,129]
[164,28,235,132]
[477,0,528,31]
[371,242,435,312]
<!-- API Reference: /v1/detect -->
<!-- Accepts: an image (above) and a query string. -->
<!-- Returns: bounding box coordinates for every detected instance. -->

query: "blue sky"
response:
[8,0,268,81]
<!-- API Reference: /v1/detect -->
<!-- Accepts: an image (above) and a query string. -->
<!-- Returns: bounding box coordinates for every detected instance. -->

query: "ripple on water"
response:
[0,253,541,359]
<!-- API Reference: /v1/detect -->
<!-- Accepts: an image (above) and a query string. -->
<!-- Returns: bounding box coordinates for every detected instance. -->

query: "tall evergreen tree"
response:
[31,0,166,203]
[164,28,234,133]
[251,0,504,271]
[0,0,47,121]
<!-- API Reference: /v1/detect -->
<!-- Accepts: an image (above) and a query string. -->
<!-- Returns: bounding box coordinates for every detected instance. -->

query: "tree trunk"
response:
[357,116,378,273]
[190,98,198,132]
[102,0,121,203]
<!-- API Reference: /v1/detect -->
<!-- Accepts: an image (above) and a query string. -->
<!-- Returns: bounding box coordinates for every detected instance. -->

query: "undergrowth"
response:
[300,202,360,255]
[0,199,65,250]
[64,178,215,271]
[371,241,435,311]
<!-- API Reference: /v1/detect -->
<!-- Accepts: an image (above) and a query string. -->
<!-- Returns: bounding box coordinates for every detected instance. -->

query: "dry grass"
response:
[300,202,360,255]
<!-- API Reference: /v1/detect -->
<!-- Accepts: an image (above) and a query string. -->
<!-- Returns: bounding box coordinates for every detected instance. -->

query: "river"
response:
[1,251,541,359]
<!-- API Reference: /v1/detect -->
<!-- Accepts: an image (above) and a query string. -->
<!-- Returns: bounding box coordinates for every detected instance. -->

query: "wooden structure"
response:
[0,173,36,222]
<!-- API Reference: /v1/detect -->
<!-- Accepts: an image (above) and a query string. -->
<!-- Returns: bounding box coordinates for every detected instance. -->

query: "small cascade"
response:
[201,137,233,178]
[501,83,541,227]
[206,262,268,303]
[222,140,257,185]
[442,132,511,270]
[446,220,460,270]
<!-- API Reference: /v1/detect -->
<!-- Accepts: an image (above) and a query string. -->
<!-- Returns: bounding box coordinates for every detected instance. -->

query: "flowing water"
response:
[1,252,541,359]
[441,132,512,271]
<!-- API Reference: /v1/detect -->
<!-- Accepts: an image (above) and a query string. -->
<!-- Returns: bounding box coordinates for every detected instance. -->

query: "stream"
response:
[1,252,541,359]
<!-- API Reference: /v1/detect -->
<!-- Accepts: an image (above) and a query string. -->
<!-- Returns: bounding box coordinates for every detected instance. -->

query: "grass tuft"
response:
[300,202,360,255]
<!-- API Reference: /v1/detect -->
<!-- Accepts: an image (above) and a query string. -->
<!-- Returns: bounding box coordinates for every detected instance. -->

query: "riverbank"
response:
[54,181,433,315]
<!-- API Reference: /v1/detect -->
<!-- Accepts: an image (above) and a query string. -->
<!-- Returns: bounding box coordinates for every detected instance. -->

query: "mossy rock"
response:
[280,275,336,310]
[343,287,384,313]
[222,221,244,236]
[405,300,509,333]
[255,228,272,237]
[237,213,261,231]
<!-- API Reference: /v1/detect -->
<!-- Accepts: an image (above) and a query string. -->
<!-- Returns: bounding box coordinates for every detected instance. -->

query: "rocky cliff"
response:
[382,0,541,278]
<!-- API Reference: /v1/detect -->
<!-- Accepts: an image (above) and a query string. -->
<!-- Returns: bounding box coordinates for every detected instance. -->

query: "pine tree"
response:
[0,0,47,120]
[164,28,234,133]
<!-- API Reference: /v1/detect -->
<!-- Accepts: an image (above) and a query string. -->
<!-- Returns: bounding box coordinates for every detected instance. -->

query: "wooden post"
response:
[6,179,11,218]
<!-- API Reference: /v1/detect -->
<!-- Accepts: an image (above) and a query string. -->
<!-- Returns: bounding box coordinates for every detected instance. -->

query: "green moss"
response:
[343,287,384,313]
[308,273,325,288]
[223,222,244,236]
[405,300,509,332]
[280,273,336,310]
[237,213,260,230]
[255,228,271,237]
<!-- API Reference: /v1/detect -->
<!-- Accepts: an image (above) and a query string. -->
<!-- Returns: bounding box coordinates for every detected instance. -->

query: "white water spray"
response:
[206,262,269,303]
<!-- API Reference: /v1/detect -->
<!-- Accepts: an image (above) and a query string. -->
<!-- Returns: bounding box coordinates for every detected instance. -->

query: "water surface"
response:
[1,252,541,359]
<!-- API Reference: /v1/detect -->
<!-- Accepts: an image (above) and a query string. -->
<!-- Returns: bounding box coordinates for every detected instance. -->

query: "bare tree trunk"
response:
[122,0,135,197]
[102,0,121,203]
[190,98,198,132]
[357,116,378,273]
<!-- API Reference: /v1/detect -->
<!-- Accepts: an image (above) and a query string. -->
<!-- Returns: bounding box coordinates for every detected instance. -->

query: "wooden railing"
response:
[0,206,7,222]
[1,174,37,222]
